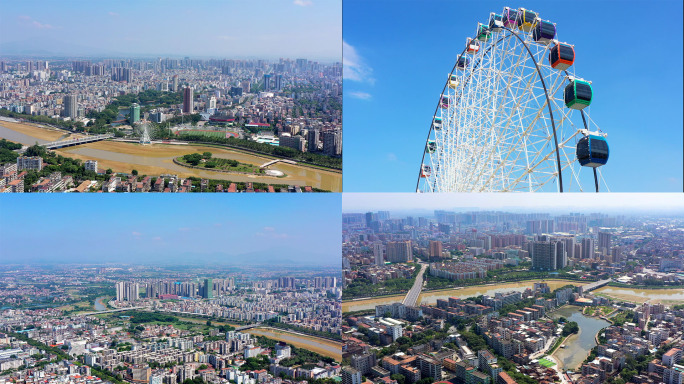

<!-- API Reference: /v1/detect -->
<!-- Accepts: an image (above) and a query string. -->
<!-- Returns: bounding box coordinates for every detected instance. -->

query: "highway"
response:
[402,263,428,307]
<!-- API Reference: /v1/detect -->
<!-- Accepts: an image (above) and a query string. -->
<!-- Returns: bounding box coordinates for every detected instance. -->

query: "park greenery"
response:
[342,266,420,300]
[176,132,341,169]
[119,311,178,324]
[562,321,579,336]
[179,152,262,174]
[0,138,23,164]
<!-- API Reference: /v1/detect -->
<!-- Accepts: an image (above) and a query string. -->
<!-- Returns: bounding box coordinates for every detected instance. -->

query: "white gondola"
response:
[433,117,442,130]
[489,12,503,32]
[466,38,480,54]
[420,164,432,178]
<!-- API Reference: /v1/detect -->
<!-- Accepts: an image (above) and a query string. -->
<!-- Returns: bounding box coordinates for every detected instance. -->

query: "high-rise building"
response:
[274,74,283,91]
[532,241,557,271]
[306,129,320,152]
[63,95,78,118]
[172,75,179,92]
[129,103,140,124]
[207,96,217,111]
[203,278,213,299]
[322,130,342,156]
[373,242,384,266]
[429,240,443,258]
[115,282,139,301]
[183,86,194,114]
[598,231,612,254]
[263,74,271,91]
[555,240,567,269]
[386,241,412,263]
[581,238,595,259]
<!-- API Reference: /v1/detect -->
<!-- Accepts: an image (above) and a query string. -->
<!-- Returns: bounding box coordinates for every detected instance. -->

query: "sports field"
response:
[175,129,238,139]
[538,358,556,367]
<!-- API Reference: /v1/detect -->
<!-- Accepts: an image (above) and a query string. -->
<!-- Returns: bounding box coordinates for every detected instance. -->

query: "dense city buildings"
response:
[0,56,342,192]
[342,207,684,384]
[0,264,342,384]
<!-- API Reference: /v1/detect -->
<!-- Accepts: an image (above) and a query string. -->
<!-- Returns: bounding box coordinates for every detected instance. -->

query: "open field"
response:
[1,120,79,141]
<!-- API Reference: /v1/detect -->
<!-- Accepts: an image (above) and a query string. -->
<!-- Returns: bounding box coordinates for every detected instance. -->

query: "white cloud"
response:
[263,226,275,231]
[18,15,54,29]
[152,236,162,241]
[108,12,119,17]
[343,40,374,84]
[293,0,313,6]
[387,153,397,162]
[349,91,372,100]
[131,231,142,237]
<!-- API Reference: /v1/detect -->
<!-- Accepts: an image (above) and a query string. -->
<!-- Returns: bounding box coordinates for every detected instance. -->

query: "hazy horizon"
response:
[343,193,684,215]
[0,0,341,61]
[0,194,341,266]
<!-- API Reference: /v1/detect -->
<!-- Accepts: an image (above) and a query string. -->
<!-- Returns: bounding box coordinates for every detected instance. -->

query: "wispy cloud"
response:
[18,15,55,29]
[256,227,289,239]
[293,0,313,6]
[349,91,372,100]
[387,153,398,162]
[131,231,142,238]
[152,236,162,241]
[218,35,236,41]
[178,227,192,232]
[343,40,374,84]
[108,11,119,17]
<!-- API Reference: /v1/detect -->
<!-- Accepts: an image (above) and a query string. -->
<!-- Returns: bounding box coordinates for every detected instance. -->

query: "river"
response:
[550,306,610,370]
[245,328,342,360]
[0,123,342,191]
[94,296,108,311]
[592,286,684,304]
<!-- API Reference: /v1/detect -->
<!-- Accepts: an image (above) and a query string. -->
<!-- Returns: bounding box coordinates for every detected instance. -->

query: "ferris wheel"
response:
[417,7,609,193]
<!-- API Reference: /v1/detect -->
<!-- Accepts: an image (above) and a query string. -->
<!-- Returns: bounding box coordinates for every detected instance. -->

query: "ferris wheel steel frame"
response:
[417,16,607,193]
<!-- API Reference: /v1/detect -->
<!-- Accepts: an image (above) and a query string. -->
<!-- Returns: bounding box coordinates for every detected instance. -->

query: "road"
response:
[402,263,428,307]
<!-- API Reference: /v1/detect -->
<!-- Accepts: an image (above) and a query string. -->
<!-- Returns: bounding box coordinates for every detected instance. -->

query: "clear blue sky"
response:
[343,0,683,192]
[0,0,341,60]
[0,194,341,266]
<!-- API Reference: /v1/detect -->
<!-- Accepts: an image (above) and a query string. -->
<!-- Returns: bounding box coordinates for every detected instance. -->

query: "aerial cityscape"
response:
[0,194,343,384]
[341,194,684,384]
[0,1,342,192]
[1,3,683,384]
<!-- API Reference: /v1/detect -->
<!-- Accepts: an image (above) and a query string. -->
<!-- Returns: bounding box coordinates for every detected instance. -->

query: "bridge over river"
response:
[41,133,114,150]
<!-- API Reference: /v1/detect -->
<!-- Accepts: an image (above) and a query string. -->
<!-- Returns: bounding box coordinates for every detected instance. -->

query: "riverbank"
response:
[0,121,341,191]
[245,327,342,361]
[342,279,585,313]
[592,286,684,304]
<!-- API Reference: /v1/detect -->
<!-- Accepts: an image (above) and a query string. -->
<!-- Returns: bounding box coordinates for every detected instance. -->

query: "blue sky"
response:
[343,0,683,192]
[0,194,341,266]
[0,0,341,60]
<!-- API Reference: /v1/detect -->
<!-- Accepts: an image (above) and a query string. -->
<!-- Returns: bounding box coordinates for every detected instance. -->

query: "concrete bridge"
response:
[42,133,114,149]
[582,279,611,292]
[80,306,147,316]
[260,159,297,169]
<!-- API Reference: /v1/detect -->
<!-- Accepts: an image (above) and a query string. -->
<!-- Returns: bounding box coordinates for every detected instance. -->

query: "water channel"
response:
[549,306,610,370]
